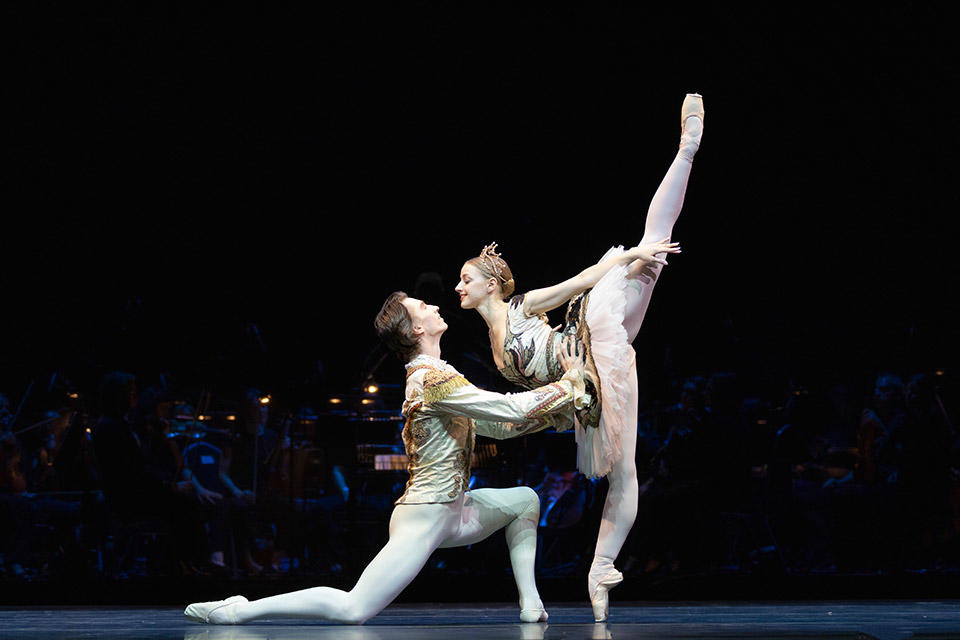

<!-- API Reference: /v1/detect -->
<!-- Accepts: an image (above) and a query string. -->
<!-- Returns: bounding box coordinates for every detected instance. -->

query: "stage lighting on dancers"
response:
[365,383,379,394]
[361,398,375,405]
[260,395,271,405]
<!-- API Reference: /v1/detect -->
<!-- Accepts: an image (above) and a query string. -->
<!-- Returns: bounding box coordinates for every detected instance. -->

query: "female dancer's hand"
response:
[556,335,585,374]
[629,238,681,266]
[627,238,681,282]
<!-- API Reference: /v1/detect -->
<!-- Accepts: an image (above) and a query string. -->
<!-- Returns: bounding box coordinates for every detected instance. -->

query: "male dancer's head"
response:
[374,291,447,362]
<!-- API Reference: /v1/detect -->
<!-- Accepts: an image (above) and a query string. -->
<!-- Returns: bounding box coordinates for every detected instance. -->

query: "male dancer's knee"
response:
[516,486,540,523]
[338,596,376,625]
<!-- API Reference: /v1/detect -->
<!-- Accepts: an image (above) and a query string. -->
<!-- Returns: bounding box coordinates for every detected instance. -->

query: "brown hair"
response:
[374,291,420,362]
[467,246,515,300]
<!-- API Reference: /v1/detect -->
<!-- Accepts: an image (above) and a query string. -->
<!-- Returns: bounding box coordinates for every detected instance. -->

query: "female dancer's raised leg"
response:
[623,93,705,342]
[439,486,546,621]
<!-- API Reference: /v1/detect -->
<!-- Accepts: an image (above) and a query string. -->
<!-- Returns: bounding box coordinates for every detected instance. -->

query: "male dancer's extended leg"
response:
[439,487,544,617]
[623,95,704,342]
[207,502,458,624]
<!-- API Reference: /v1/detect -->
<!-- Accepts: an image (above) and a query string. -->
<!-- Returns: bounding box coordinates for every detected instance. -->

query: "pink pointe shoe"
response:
[184,595,247,624]
[589,568,623,622]
[679,92,705,161]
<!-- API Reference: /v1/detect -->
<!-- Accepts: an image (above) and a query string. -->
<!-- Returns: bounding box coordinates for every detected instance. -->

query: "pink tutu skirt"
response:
[574,246,636,478]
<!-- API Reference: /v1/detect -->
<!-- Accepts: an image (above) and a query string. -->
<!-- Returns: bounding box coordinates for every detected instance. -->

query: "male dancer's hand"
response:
[556,335,585,374]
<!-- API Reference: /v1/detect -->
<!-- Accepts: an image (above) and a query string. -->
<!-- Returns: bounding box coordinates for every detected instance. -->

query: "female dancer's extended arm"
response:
[522,238,679,316]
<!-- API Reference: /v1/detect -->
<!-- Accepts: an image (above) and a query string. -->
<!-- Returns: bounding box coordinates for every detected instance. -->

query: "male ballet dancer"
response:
[184,291,588,624]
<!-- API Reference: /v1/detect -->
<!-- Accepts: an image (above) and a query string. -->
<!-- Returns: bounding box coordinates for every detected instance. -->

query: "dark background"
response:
[2,2,959,606]
[2,4,956,438]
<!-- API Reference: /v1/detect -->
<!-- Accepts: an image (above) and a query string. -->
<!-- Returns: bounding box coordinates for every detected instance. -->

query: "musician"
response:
[90,372,204,573]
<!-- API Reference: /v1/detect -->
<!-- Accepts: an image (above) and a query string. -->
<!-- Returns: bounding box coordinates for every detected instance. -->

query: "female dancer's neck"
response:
[475,296,508,330]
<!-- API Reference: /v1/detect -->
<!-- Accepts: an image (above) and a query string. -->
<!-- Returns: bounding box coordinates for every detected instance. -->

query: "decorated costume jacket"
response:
[396,353,588,505]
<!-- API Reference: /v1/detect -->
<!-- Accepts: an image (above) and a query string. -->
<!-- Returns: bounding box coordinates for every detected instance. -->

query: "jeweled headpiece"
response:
[479,242,507,283]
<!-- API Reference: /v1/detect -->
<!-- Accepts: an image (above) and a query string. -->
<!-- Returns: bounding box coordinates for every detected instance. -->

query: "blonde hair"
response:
[467,242,515,299]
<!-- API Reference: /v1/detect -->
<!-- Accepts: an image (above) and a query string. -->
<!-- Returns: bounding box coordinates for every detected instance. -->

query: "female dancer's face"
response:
[455,262,494,310]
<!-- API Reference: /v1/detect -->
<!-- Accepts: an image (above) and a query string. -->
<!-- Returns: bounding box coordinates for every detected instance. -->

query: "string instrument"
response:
[265,412,293,493]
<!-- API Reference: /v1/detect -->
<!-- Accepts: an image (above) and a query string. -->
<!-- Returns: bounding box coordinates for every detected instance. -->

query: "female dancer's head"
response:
[456,242,515,309]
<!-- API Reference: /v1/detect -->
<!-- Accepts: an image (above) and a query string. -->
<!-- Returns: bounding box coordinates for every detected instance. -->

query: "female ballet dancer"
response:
[455,93,704,621]
[184,291,589,625]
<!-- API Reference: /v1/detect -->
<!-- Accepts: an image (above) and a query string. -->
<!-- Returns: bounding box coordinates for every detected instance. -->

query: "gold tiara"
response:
[479,242,507,282]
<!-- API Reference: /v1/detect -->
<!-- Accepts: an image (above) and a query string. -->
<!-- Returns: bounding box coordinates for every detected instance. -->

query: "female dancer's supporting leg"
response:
[189,487,545,624]
[588,359,639,620]
[589,94,704,620]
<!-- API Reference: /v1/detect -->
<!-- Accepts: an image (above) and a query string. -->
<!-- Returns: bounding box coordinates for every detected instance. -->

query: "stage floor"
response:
[2,601,959,639]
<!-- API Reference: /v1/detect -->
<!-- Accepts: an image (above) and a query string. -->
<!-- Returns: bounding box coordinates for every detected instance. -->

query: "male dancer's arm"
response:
[417,367,589,439]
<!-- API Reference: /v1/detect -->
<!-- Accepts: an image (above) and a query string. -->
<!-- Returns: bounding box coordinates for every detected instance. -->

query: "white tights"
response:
[224,487,541,624]
[591,135,698,588]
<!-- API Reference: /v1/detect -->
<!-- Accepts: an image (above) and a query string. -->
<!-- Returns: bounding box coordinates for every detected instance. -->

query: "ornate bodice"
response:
[498,293,603,430]
[498,295,566,389]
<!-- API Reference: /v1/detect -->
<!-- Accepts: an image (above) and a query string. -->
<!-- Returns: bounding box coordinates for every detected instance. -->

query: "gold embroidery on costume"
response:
[500,292,603,430]
[423,370,470,404]
[525,383,570,418]
[410,422,430,446]
[405,365,433,379]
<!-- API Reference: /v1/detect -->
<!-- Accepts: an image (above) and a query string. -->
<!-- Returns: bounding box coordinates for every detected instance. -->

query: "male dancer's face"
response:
[401,297,447,340]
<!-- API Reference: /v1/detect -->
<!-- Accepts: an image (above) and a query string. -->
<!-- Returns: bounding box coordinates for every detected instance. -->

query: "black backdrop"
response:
[3,4,956,408]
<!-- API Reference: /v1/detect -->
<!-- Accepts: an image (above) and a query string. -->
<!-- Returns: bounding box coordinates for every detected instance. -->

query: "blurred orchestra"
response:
[2,363,958,585]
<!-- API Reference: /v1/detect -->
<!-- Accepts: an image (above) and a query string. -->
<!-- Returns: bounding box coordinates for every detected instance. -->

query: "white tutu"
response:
[574,246,636,478]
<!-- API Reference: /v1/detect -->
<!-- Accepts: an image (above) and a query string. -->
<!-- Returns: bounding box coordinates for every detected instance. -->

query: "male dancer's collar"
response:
[406,353,448,370]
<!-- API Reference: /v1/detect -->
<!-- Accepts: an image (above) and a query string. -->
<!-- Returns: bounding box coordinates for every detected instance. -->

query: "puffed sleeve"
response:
[421,367,589,427]
[401,365,430,419]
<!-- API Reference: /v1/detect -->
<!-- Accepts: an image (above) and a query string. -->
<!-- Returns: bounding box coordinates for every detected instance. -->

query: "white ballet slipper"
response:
[679,93,704,161]
[184,595,247,624]
[519,606,549,623]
